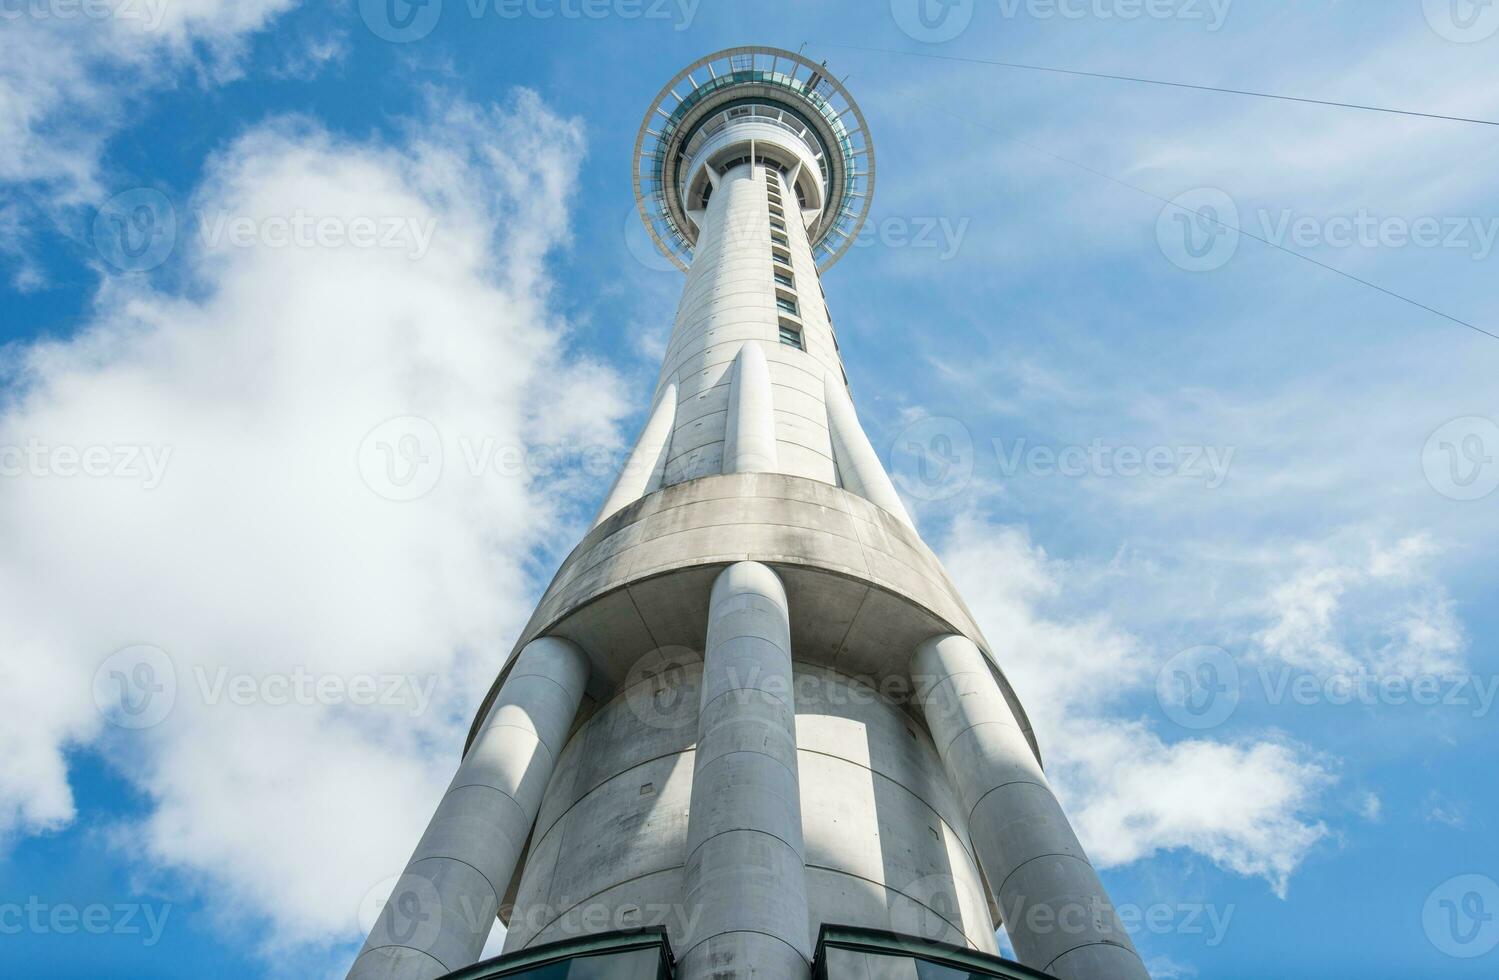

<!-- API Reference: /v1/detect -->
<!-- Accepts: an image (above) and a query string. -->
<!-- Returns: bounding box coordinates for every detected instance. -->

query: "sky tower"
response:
[349,45,1149,980]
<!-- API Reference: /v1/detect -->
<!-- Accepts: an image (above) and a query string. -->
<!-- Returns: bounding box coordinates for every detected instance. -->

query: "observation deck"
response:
[633,46,875,272]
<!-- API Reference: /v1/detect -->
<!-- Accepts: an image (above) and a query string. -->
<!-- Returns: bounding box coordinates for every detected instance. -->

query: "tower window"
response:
[776,296,798,315]
[774,270,794,288]
[772,246,791,265]
[770,218,786,231]
[771,233,789,247]
[779,321,804,350]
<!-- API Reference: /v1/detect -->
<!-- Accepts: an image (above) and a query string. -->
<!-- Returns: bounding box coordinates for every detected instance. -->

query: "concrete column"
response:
[680,562,811,980]
[348,637,590,980]
[910,635,1150,980]
[594,381,678,526]
[823,370,914,528]
[723,343,778,474]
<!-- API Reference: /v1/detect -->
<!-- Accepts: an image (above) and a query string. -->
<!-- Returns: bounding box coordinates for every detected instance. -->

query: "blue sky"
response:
[1,2,1497,978]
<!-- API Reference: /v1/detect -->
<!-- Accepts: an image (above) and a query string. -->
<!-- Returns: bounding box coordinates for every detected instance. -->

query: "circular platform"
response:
[633,46,875,273]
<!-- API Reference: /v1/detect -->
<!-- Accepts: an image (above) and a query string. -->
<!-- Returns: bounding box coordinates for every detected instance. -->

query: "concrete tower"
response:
[348,46,1149,980]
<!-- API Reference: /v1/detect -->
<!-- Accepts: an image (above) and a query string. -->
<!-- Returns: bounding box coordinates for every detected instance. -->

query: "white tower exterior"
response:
[348,46,1149,980]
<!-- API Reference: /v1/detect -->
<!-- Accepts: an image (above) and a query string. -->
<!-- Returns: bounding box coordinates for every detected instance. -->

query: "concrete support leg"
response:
[594,381,678,527]
[680,562,811,980]
[724,343,778,474]
[348,638,590,980]
[910,635,1150,980]
[823,370,914,529]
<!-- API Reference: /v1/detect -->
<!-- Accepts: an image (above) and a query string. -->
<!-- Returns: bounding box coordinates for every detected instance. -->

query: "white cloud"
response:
[0,0,300,289]
[940,515,1333,896]
[0,87,627,965]
[1253,533,1466,678]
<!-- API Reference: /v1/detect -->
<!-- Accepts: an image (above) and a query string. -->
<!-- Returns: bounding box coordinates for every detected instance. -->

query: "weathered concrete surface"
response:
[911,635,1150,980]
[348,638,589,980]
[679,562,810,980]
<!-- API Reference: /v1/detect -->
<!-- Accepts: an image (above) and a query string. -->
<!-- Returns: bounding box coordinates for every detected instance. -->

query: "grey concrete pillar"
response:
[348,637,590,980]
[724,342,778,474]
[594,380,678,527]
[910,635,1150,980]
[823,370,914,528]
[680,562,811,980]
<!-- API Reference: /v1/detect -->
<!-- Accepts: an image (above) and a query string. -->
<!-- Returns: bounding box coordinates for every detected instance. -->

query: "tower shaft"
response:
[348,46,1149,980]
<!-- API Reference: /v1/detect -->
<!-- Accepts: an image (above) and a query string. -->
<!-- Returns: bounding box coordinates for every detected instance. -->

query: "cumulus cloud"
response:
[939,516,1333,897]
[0,0,300,286]
[1253,532,1466,678]
[0,86,626,966]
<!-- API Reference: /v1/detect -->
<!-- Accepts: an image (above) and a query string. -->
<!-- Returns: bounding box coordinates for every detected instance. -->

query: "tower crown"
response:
[633,45,875,272]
